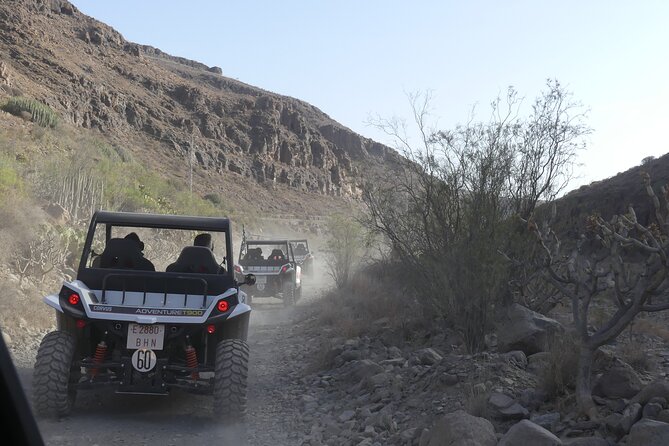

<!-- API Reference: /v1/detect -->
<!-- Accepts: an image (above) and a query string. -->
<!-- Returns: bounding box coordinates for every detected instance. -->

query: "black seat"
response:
[166,246,221,274]
[98,238,155,271]
[269,249,285,261]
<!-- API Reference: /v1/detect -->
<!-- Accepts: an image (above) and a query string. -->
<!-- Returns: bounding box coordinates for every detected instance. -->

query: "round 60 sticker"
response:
[132,348,157,372]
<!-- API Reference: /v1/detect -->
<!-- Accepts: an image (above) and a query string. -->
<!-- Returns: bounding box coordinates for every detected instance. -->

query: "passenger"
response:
[123,232,155,271]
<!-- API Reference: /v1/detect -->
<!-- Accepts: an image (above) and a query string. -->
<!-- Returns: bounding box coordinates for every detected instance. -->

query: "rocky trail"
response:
[16,296,316,446]
[11,284,669,445]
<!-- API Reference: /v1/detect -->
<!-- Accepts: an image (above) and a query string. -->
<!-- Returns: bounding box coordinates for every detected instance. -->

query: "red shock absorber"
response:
[90,339,108,378]
[185,343,199,380]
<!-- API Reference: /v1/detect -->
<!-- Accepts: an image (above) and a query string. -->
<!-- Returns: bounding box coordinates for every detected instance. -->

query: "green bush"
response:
[0,155,22,199]
[2,97,59,128]
[204,193,222,205]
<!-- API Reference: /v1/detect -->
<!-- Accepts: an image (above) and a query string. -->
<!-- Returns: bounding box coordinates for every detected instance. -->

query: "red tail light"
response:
[280,264,289,273]
[76,319,87,329]
[217,300,229,312]
[206,324,216,334]
[68,293,80,306]
[234,265,243,274]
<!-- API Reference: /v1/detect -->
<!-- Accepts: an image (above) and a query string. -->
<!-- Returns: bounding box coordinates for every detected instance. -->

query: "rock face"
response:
[497,304,563,355]
[498,419,562,446]
[0,0,402,200]
[422,410,497,446]
[627,418,669,446]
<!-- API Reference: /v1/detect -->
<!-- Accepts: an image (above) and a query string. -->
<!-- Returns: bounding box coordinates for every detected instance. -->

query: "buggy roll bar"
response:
[78,211,235,277]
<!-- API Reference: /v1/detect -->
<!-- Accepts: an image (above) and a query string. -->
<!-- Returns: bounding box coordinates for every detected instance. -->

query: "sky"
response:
[71,0,669,191]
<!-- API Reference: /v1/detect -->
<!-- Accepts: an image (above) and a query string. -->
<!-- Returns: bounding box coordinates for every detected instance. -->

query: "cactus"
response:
[1,96,59,128]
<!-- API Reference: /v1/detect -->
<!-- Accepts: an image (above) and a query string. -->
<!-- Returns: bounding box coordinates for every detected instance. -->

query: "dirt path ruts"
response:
[17,298,312,446]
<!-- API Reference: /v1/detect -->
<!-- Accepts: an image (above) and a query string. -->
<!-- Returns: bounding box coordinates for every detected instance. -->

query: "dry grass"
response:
[540,334,579,399]
[464,387,490,418]
[632,318,669,343]
[619,339,653,373]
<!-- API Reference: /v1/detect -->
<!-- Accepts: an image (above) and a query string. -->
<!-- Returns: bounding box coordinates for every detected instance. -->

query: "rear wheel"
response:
[282,282,296,307]
[33,331,78,418]
[213,339,249,420]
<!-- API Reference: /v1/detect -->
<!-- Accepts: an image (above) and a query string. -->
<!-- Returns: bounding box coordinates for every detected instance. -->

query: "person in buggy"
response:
[294,243,308,256]
[93,232,155,271]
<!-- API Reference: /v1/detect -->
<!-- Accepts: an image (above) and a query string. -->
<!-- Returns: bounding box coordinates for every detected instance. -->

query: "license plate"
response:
[127,324,165,350]
[256,275,267,284]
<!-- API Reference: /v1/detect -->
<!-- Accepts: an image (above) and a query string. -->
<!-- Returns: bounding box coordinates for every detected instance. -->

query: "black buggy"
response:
[237,238,302,306]
[289,239,314,277]
[33,211,255,419]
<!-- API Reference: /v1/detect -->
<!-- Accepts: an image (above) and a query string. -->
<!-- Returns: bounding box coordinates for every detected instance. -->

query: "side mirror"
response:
[244,274,256,286]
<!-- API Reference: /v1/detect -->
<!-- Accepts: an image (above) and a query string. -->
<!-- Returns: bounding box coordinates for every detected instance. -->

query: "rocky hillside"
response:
[550,153,669,237]
[0,0,401,212]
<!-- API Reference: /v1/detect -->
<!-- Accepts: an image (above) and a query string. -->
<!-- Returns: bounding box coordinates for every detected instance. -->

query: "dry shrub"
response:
[619,339,652,373]
[464,387,490,418]
[311,261,423,342]
[304,338,339,374]
[541,334,579,399]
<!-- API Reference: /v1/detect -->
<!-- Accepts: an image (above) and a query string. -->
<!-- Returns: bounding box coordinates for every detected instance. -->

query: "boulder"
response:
[657,409,669,423]
[644,402,663,419]
[520,388,548,411]
[349,360,384,381]
[498,420,561,446]
[531,412,561,430]
[619,403,643,434]
[631,381,669,406]
[593,363,642,399]
[488,392,529,420]
[412,348,443,366]
[627,418,669,446]
[338,410,356,422]
[497,304,563,355]
[423,410,497,446]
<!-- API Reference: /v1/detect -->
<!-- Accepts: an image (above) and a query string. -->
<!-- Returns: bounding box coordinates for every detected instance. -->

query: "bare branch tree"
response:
[529,173,669,419]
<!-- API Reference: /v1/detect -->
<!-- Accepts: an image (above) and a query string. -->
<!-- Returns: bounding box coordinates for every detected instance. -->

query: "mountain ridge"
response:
[0,0,400,212]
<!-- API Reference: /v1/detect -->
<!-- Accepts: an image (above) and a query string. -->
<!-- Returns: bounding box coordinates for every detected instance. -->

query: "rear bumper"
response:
[75,356,214,395]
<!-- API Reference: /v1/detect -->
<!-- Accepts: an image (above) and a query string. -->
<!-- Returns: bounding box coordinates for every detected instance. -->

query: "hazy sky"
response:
[72,0,669,191]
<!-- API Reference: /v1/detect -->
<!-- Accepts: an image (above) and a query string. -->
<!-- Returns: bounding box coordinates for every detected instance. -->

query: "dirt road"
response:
[17,297,314,446]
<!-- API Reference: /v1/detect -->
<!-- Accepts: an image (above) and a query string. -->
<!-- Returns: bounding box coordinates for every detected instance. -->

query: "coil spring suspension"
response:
[90,339,108,378]
[185,343,199,380]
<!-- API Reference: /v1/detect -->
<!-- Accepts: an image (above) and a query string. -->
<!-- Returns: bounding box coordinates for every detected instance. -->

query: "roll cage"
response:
[77,211,237,296]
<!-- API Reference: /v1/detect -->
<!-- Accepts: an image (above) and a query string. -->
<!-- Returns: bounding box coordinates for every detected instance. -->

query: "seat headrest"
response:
[99,238,142,269]
[168,246,220,274]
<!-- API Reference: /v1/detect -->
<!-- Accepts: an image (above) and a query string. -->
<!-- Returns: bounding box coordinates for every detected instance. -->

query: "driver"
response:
[194,233,214,251]
[193,233,226,273]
